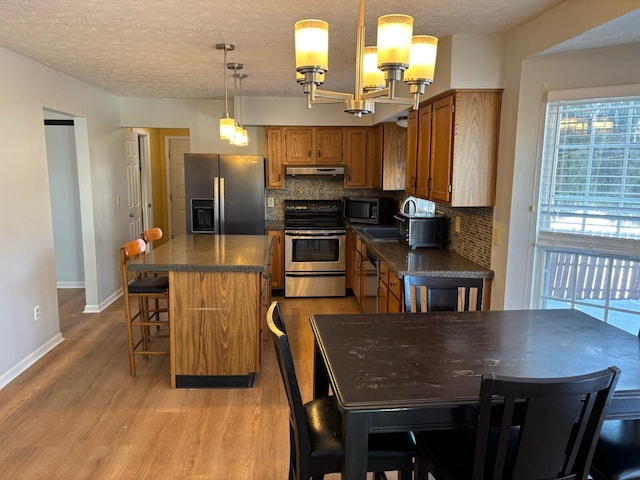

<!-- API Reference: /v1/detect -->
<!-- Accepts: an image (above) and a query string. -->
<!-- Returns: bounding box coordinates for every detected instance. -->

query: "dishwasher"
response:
[363,251,379,313]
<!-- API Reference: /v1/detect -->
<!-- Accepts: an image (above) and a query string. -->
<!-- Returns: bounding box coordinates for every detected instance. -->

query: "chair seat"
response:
[591,419,640,480]
[305,395,416,467]
[128,276,169,294]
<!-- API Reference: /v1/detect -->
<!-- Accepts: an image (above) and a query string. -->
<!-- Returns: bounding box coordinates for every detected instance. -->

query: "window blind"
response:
[537,96,640,256]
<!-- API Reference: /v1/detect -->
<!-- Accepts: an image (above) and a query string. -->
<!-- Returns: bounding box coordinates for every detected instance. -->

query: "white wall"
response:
[0,47,127,387]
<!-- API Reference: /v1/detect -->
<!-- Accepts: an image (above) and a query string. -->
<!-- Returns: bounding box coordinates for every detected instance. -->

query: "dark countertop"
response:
[351,226,493,279]
[128,234,273,273]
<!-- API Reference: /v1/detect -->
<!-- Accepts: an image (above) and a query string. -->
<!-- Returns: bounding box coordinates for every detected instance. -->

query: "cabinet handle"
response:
[308,150,312,158]
[318,149,321,158]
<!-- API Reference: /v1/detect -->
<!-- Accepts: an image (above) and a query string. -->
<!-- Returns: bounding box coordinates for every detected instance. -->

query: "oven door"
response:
[284,230,346,273]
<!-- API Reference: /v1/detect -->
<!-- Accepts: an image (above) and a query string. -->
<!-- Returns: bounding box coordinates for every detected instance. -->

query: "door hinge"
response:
[451,104,455,113]
[448,184,452,193]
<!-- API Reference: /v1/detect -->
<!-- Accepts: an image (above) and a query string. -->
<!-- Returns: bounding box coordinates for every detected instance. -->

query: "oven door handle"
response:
[285,231,346,237]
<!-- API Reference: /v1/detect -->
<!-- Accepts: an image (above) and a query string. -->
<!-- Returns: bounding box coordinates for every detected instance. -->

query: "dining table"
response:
[309,309,640,480]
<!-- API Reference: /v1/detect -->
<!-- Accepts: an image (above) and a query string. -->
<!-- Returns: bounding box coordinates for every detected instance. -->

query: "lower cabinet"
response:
[266,229,284,290]
[170,270,265,387]
[379,261,402,313]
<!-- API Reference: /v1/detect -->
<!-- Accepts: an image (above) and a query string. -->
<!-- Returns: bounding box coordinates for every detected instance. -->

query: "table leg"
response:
[313,339,329,398]
[342,411,369,480]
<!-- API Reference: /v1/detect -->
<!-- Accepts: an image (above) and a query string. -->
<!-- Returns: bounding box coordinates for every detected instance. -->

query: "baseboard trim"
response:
[0,333,65,390]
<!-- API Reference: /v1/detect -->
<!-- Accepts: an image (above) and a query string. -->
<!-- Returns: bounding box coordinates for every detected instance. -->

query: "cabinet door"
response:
[344,128,369,188]
[381,123,407,191]
[429,95,454,203]
[265,127,285,188]
[371,125,383,189]
[266,230,284,289]
[316,128,343,164]
[416,103,432,199]
[405,109,419,196]
[285,128,313,164]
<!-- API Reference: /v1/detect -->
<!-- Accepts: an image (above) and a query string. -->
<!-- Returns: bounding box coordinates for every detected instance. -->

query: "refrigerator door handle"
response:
[219,177,225,234]
[214,176,220,234]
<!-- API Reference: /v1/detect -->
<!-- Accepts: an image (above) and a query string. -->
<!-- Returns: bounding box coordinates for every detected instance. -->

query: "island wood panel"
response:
[169,270,260,383]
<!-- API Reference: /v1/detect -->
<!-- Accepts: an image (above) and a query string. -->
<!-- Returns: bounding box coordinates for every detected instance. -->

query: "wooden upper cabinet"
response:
[316,128,343,164]
[406,104,431,198]
[284,127,343,165]
[373,122,407,191]
[344,127,368,188]
[265,127,285,188]
[406,89,502,206]
[284,128,314,164]
[405,109,419,196]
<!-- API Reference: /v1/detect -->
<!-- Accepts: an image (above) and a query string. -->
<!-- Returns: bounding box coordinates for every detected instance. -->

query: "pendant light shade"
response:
[220,116,235,140]
[404,35,438,84]
[295,20,329,71]
[376,14,413,69]
[362,47,385,91]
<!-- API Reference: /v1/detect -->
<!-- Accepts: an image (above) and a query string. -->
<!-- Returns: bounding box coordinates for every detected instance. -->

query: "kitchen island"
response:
[129,234,273,388]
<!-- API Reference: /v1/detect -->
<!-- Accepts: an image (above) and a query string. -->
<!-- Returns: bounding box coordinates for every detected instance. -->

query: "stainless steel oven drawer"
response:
[285,273,346,298]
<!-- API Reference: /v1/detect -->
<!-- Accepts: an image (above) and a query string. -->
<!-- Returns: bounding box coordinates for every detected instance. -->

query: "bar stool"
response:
[120,238,170,376]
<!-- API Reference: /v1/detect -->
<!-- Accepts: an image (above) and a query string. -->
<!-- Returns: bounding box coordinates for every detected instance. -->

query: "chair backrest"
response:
[403,275,483,312]
[120,238,147,286]
[472,366,621,480]
[141,227,163,247]
[266,301,312,473]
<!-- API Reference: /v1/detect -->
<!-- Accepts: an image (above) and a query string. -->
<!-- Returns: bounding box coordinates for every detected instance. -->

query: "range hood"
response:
[286,166,345,177]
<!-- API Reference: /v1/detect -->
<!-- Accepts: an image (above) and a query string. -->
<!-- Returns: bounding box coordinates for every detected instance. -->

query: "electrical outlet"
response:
[33,305,40,322]
[116,195,121,207]
[267,196,275,208]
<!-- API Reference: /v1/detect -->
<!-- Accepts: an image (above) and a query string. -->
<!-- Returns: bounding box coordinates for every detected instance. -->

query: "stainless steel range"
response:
[284,199,346,298]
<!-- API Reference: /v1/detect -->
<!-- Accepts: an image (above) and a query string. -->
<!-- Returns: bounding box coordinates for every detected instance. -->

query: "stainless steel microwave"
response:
[343,197,395,224]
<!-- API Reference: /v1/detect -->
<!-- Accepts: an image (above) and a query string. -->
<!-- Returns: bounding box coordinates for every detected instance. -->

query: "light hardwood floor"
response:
[0,289,398,479]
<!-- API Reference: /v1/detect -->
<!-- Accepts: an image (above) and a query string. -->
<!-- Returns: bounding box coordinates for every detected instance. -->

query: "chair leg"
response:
[124,292,137,376]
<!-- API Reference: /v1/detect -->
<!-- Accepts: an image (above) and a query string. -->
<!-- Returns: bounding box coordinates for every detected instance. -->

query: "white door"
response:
[168,137,190,238]
[125,130,143,240]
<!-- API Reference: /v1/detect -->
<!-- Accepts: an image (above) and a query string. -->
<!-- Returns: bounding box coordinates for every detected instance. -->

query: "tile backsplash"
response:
[267,178,494,270]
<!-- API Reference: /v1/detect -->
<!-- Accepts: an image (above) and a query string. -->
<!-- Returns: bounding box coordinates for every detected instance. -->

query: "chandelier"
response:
[295,0,438,117]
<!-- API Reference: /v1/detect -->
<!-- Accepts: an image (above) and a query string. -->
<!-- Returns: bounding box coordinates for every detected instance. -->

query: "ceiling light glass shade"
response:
[238,128,249,146]
[220,115,235,140]
[295,20,329,71]
[404,35,438,84]
[376,14,413,69]
[363,47,385,91]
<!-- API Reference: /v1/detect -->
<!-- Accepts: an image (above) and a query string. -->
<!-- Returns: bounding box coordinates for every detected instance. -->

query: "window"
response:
[534,91,640,334]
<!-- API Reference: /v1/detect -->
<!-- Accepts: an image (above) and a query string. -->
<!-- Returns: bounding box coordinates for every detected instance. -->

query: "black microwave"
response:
[343,197,395,224]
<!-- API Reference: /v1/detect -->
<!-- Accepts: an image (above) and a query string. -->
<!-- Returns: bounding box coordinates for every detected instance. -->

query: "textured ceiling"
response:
[0,0,632,99]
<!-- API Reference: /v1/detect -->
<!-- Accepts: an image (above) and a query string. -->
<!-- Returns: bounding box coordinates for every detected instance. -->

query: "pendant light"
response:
[216,43,235,140]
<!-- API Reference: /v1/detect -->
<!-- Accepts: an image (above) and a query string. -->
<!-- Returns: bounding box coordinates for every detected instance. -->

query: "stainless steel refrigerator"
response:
[184,153,265,235]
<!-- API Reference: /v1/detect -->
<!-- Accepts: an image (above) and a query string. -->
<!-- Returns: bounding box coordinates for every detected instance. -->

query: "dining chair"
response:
[141,227,163,249]
[266,301,416,480]
[414,366,621,480]
[403,275,483,312]
[120,238,170,376]
[590,329,640,480]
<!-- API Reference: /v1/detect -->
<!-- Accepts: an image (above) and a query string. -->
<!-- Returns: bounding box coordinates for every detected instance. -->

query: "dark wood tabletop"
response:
[310,309,640,480]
